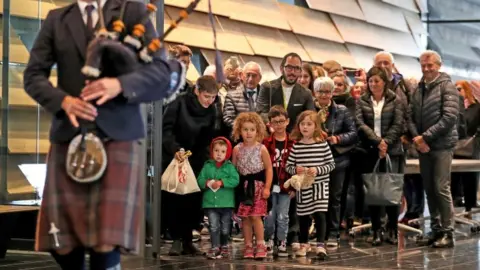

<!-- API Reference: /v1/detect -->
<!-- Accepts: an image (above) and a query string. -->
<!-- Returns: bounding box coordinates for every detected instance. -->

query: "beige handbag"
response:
[161,149,200,195]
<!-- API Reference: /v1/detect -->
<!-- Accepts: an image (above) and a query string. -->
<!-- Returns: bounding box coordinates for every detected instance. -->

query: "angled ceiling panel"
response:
[383,0,420,13]
[216,17,254,55]
[228,0,290,31]
[279,31,311,62]
[393,54,422,79]
[306,0,366,21]
[404,11,427,35]
[0,0,55,20]
[165,0,231,17]
[358,0,410,33]
[267,57,283,77]
[278,3,343,44]
[298,35,358,69]
[238,22,290,58]
[331,14,420,57]
[164,7,216,49]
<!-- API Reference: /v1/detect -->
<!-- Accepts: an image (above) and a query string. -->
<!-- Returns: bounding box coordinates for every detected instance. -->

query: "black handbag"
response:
[362,155,404,206]
[454,136,475,158]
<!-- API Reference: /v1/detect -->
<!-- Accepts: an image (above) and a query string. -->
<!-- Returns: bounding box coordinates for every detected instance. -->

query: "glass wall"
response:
[0,0,73,205]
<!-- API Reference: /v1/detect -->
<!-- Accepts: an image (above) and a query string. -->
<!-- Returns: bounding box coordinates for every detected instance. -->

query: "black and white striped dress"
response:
[286,141,335,216]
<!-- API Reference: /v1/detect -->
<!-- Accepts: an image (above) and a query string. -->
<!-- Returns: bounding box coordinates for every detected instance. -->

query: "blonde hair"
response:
[232,112,266,142]
[290,110,327,142]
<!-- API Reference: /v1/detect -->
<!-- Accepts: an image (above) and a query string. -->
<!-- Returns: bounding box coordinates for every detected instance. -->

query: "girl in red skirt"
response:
[231,112,273,259]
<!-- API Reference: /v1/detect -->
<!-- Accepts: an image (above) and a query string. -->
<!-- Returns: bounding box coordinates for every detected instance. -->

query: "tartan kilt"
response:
[35,140,142,254]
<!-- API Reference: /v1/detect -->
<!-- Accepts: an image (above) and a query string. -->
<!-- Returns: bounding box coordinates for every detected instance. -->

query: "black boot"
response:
[416,230,442,246]
[168,240,182,256]
[372,230,383,246]
[182,241,204,256]
[432,231,454,248]
[385,229,398,245]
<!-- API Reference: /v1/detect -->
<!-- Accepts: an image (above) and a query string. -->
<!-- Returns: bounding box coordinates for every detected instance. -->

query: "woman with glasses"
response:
[313,77,357,247]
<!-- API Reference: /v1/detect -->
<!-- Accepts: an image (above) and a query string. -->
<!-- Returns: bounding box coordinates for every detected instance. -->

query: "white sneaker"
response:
[266,239,274,255]
[295,244,308,257]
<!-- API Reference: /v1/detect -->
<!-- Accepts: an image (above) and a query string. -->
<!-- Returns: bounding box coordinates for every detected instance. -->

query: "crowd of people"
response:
[159,45,480,260]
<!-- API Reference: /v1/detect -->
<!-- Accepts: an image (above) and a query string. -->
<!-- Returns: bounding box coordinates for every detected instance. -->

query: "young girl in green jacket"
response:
[197,137,239,259]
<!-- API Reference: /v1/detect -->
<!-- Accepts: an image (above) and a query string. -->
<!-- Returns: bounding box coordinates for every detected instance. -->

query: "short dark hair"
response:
[268,105,289,120]
[280,52,302,68]
[169,45,192,59]
[196,75,218,94]
[366,67,389,93]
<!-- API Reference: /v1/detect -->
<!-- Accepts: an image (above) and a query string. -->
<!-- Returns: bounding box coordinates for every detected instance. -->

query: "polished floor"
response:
[2,221,480,270]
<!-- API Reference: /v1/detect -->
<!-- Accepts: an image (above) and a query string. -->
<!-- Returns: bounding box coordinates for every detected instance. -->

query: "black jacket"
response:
[162,91,216,175]
[408,72,459,151]
[317,101,357,168]
[356,89,404,156]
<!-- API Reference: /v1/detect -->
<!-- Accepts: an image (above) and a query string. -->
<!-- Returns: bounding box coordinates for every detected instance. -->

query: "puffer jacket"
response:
[356,89,404,156]
[408,72,459,151]
[317,101,357,168]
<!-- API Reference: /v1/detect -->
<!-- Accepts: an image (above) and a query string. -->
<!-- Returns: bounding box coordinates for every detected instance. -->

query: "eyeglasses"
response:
[271,120,286,125]
[315,90,332,96]
[284,65,301,72]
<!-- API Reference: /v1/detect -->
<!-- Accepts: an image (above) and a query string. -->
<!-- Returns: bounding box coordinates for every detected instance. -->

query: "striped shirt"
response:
[286,141,335,216]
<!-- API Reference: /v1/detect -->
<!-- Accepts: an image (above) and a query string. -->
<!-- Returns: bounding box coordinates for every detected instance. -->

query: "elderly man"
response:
[374,51,409,107]
[257,52,314,132]
[223,62,262,128]
[408,50,459,248]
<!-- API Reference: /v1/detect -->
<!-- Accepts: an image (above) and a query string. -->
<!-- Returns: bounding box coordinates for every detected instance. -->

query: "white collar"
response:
[77,0,107,13]
[370,95,385,105]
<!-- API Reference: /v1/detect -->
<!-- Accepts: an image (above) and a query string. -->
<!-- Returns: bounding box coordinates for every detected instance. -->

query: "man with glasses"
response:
[257,52,314,132]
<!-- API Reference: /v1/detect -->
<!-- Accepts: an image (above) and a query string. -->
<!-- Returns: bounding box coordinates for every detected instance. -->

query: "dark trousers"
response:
[451,171,478,211]
[327,168,347,238]
[164,191,203,242]
[403,174,425,219]
[299,212,326,244]
[287,198,299,244]
[419,150,455,232]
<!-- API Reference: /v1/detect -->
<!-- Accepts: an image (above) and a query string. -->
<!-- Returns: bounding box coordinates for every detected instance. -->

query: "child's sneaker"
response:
[277,241,288,257]
[295,244,308,257]
[266,239,274,255]
[291,242,301,251]
[243,245,254,259]
[254,243,267,259]
[206,248,221,259]
[220,245,229,258]
[316,243,327,260]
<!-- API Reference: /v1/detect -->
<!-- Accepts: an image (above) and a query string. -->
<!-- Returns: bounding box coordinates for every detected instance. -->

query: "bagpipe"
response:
[66,0,222,184]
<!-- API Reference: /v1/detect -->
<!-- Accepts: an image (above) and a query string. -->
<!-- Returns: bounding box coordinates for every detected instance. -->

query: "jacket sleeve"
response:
[383,100,404,145]
[356,100,382,145]
[118,3,185,104]
[222,93,236,128]
[222,164,240,188]
[422,81,459,144]
[304,91,315,111]
[162,99,182,157]
[256,81,271,123]
[23,11,68,115]
[337,108,357,145]
[197,165,210,190]
[285,144,297,175]
[457,95,468,140]
[407,100,419,138]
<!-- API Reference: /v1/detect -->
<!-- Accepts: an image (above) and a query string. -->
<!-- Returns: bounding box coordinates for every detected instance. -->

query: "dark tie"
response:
[247,90,255,111]
[85,5,95,41]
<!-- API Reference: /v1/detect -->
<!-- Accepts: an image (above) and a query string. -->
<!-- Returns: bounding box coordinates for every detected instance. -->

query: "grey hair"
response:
[420,50,442,65]
[243,61,262,75]
[374,51,395,63]
[313,77,335,93]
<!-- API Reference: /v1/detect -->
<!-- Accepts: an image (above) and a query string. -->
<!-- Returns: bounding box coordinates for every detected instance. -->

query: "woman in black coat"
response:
[162,75,218,255]
[313,76,357,246]
[356,67,404,246]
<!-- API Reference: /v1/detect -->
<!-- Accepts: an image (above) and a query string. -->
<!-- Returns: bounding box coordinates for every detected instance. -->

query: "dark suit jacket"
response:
[24,0,177,143]
[256,77,315,132]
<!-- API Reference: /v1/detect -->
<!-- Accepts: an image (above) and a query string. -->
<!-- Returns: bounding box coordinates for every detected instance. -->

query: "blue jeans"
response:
[206,208,233,248]
[264,193,291,242]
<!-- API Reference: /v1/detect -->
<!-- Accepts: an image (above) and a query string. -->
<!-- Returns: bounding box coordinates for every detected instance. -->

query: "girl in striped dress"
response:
[286,110,335,259]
